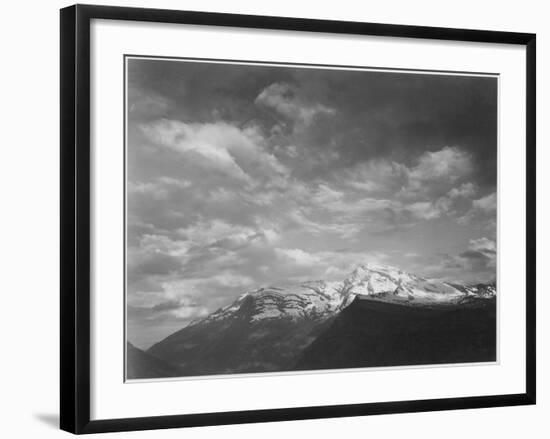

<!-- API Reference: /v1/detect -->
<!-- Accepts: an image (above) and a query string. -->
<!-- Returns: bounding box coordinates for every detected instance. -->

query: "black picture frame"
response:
[60,4,536,434]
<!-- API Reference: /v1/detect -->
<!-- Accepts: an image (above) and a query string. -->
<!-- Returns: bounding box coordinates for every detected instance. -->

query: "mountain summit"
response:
[187,263,495,329]
[342,263,495,305]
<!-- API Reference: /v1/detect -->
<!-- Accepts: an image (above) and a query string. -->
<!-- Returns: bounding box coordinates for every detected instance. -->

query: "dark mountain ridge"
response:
[294,295,496,371]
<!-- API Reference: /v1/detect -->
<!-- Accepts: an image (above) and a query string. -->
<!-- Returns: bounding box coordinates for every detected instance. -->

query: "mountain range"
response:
[127,263,496,379]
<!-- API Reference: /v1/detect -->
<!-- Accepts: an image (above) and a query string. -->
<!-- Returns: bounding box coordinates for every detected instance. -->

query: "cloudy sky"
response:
[126,57,498,348]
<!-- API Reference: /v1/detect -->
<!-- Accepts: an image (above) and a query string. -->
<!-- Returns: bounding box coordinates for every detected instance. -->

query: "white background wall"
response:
[0,0,546,437]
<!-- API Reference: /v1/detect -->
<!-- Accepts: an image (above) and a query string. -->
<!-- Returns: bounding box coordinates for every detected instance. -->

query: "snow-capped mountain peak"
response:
[191,281,351,327]
[344,263,468,304]
[188,263,496,327]
[346,263,420,288]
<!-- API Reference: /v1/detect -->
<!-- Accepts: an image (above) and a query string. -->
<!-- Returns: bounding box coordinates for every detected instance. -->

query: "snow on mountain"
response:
[190,281,348,327]
[450,282,496,298]
[188,263,496,328]
[343,263,470,305]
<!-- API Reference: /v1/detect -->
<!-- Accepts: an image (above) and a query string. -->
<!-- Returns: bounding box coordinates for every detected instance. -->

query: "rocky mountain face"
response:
[129,264,496,379]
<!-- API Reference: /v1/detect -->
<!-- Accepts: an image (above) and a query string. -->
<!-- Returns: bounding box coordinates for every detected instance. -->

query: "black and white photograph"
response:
[0,0,543,436]
[125,57,498,380]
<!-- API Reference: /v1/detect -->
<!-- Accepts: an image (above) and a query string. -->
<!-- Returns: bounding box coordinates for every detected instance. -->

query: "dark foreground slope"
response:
[294,296,496,371]
[126,342,182,379]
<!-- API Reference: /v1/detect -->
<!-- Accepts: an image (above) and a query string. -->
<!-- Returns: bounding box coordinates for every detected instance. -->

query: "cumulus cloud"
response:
[128,86,172,120]
[456,237,497,274]
[418,237,496,283]
[448,182,477,199]
[141,119,288,185]
[473,192,497,211]
[462,237,497,263]
[407,201,443,220]
[340,147,473,200]
[256,82,335,125]
[341,160,408,194]
[402,147,473,199]
[296,153,477,231]
[457,191,497,227]
[128,177,192,200]
[410,147,472,183]
[286,208,363,239]
[151,299,188,313]
[275,247,321,267]
[402,182,478,220]
[176,220,258,249]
